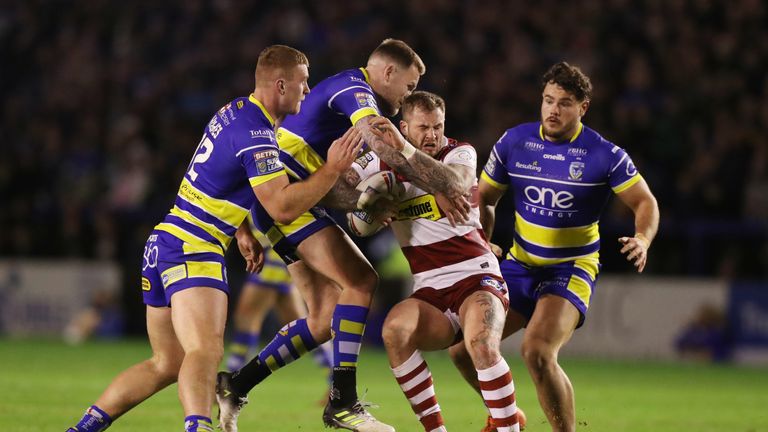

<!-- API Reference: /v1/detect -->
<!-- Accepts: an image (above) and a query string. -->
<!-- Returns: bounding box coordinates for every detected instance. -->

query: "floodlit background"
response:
[1,1,767,431]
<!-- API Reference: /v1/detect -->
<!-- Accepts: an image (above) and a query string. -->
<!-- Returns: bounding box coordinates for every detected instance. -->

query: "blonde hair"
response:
[369,38,425,75]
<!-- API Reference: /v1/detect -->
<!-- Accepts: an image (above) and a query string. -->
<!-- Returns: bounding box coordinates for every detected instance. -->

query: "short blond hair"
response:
[402,91,445,119]
[255,45,309,84]
[369,38,425,75]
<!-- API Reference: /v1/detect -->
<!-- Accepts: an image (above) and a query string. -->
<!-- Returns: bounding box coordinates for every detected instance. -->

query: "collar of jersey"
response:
[359,67,372,84]
[248,94,275,127]
[539,122,583,143]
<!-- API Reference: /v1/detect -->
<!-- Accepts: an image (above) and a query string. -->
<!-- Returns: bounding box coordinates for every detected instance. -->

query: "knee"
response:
[467,338,502,370]
[521,339,558,373]
[382,313,416,350]
[150,352,183,385]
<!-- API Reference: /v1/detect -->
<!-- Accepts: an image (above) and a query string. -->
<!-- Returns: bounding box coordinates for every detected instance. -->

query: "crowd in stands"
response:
[2,0,766,279]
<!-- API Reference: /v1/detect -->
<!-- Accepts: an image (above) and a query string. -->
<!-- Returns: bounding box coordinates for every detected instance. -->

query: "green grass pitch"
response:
[2,338,767,431]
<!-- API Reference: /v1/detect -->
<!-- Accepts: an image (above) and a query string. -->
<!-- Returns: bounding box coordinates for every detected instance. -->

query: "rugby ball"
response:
[347,209,385,237]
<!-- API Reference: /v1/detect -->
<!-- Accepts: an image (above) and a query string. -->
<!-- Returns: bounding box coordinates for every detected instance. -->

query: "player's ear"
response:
[579,99,590,117]
[384,63,396,82]
[399,120,408,136]
[277,79,286,95]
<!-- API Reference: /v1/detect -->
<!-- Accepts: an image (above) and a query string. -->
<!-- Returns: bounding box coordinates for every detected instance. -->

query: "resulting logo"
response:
[515,161,541,172]
[569,161,585,180]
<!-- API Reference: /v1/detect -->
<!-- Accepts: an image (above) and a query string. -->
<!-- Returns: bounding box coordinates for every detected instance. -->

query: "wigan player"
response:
[352,92,523,432]
[217,40,470,432]
[65,45,363,432]
[451,62,660,432]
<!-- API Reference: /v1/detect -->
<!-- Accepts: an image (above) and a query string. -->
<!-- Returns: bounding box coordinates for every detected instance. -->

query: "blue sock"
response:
[72,405,112,432]
[330,304,369,407]
[231,318,318,394]
[226,330,259,372]
[184,415,213,432]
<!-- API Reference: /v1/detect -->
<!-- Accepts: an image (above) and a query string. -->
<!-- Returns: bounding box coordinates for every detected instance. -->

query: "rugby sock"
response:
[391,350,445,432]
[231,318,317,394]
[226,330,259,372]
[72,405,112,432]
[330,304,368,408]
[183,415,213,432]
[477,358,519,432]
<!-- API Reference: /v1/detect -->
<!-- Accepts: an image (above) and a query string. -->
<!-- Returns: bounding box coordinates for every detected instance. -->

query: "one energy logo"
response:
[524,185,574,209]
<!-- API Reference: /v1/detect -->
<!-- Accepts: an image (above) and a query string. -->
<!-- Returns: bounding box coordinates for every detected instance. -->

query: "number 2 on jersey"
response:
[187,134,214,182]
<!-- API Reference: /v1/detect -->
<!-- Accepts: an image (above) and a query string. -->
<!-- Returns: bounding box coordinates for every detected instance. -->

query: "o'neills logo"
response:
[515,161,542,172]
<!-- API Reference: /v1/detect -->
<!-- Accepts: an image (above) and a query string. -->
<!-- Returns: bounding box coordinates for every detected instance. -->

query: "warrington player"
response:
[65,45,363,432]
[218,39,470,432]
[450,62,659,432]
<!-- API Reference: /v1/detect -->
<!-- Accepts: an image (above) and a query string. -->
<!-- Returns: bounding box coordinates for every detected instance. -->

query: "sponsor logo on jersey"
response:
[568,147,588,157]
[397,195,441,220]
[515,161,542,172]
[250,129,276,140]
[350,76,367,84]
[236,100,245,109]
[569,161,585,180]
[484,152,498,176]
[453,149,473,161]
[355,92,377,109]
[524,185,575,209]
[524,141,545,151]
[481,277,507,295]
[252,149,282,175]
[141,277,151,291]
[208,117,223,138]
[354,151,375,169]
[543,153,565,161]
[626,160,638,176]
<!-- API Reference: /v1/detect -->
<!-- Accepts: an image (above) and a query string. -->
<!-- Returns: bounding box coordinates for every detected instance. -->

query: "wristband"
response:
[400,141,417,159]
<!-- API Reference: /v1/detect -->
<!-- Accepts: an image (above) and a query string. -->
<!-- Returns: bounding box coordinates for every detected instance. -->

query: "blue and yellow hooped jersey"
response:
[481,122,642,267]
[155,95,287,255]
[277,68,381,180]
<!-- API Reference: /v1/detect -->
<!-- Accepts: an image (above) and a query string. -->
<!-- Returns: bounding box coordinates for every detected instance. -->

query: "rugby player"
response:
[217,39,470,432]
[450,62,660,432]
[65,45,363,432]
[354,91,523,432]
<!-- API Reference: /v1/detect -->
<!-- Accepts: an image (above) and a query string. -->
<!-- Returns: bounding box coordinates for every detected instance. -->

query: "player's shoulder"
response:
[216,96,277,151]
[320,68,372,93]
[494,122,540,152]
[579,124,623,157]
[439,137,476,160]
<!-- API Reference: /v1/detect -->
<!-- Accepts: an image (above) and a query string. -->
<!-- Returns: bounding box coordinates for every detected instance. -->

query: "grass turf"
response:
[1,338,767,431]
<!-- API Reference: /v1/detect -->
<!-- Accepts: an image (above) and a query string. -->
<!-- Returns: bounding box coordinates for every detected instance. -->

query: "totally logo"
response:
[543,153,565,161]
[569,161,585,180]
[250,129,275,139]
[515,161,542,172]
[524,185,574,209]
[524,141,545,151]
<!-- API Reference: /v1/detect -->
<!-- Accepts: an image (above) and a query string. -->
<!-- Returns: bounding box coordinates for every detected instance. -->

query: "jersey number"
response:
[187,135,214,182]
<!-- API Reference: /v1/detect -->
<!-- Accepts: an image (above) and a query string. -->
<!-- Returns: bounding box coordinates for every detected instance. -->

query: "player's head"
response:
[366,39,425,116]
[540,62,592,142]
[255,45,310,116]
[399,91,446,157]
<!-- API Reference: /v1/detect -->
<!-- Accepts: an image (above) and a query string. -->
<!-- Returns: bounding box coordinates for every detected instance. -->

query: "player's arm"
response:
[615,177,659,273]
[356,115,468,197]
[477,176,507,241]
[234,220,264,273]
[319,177,361,211]
[253,127,363,224]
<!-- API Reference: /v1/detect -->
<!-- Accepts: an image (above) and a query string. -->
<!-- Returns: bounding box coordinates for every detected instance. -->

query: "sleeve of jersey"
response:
[480,136,511,190]
[329,85,381,125]
[443,145,477,170]
[236,137,287,188]
[608,147,643,193]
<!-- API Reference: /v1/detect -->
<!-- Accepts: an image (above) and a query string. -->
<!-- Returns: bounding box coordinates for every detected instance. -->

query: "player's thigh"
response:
[274,286,308,323]
[524,294,580,350]
[296,225,376,288]
[384,298,456,351]
[287,260,341,316]
[170,287,228,351]
[145,305,184,368]
[458,290,507,346]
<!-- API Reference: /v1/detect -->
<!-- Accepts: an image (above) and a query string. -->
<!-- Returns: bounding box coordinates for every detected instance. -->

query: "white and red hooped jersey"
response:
[351,138,501,291]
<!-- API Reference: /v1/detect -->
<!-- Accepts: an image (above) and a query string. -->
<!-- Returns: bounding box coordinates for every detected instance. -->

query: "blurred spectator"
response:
[675,303,732,363]
[1,0,766,280]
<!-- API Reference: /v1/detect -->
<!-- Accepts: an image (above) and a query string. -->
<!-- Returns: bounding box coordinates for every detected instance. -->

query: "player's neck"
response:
[250,90,284,127]
[543,123,581,144]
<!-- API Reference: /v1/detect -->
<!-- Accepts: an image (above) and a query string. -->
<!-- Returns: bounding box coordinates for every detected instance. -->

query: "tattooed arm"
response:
[354,115,470,198]
[318,177,361,211]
